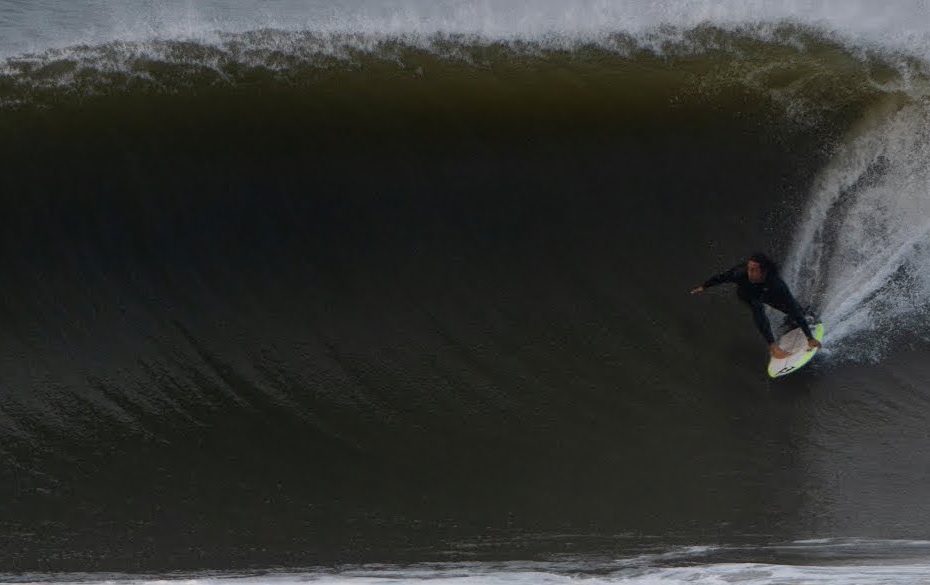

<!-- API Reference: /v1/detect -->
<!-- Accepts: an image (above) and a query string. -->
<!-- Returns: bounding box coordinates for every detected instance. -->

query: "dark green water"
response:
[2,25,930,573]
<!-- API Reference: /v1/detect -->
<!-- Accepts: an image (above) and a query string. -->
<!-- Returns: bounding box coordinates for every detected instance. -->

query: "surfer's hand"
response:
[807,338,822,351]
[769,343,791,359]
[690,286,704,295]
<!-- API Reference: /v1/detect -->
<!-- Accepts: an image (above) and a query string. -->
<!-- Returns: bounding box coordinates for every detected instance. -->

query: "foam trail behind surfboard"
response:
[784,102,930,360]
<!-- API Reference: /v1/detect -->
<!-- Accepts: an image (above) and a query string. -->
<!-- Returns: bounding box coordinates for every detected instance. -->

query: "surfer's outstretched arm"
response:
[698,264,742,290]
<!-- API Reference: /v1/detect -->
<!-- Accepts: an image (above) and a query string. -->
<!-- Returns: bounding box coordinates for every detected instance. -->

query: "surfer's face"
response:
[747,260,766,283]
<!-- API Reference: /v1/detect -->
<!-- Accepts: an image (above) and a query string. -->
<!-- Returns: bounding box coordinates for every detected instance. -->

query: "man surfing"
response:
[691,253,821,359]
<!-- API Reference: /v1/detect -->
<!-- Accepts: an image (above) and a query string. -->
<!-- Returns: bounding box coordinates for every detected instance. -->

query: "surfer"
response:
[690,253,822,359]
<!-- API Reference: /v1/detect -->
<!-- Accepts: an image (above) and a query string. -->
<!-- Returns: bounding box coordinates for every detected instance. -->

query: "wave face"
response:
[3,1,930,573]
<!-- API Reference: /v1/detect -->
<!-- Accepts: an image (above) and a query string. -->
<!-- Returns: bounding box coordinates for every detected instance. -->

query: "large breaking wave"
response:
[3,1,930,573]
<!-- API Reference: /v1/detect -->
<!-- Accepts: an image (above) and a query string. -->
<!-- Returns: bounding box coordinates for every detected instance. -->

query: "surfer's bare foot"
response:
[807,338,822,351]
[769,343,791,359]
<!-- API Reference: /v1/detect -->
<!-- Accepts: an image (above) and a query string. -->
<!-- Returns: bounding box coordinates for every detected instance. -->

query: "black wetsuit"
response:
[703,264,813,344]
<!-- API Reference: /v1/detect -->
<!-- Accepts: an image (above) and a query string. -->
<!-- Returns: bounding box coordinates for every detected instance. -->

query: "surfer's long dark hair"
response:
[749,252,779,275]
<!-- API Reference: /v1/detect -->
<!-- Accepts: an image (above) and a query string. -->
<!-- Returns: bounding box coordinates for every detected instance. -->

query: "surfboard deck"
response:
[767,322,825,378]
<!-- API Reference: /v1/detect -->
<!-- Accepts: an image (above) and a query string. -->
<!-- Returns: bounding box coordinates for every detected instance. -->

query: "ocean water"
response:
[2,1,930,582]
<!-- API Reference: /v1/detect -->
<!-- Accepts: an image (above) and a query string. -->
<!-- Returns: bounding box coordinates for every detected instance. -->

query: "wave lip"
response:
[6,0,930,60]
[0,23,914,121]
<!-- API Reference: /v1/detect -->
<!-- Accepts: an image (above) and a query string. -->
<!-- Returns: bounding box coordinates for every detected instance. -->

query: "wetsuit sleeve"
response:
[778,280,814,339]
[702,264,741,288]
[749,299,776,344]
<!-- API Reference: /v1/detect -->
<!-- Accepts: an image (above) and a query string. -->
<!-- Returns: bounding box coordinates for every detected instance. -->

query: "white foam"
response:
[10,541,930,585]
[11,560,930,585]
[4,0,930,60]
[784,100,930,359]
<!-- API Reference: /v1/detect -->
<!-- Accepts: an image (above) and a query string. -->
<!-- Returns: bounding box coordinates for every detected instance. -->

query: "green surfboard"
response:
[767,322,825,378]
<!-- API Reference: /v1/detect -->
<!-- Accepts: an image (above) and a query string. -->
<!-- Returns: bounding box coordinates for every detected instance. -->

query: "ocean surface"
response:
[2,1,930,583]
